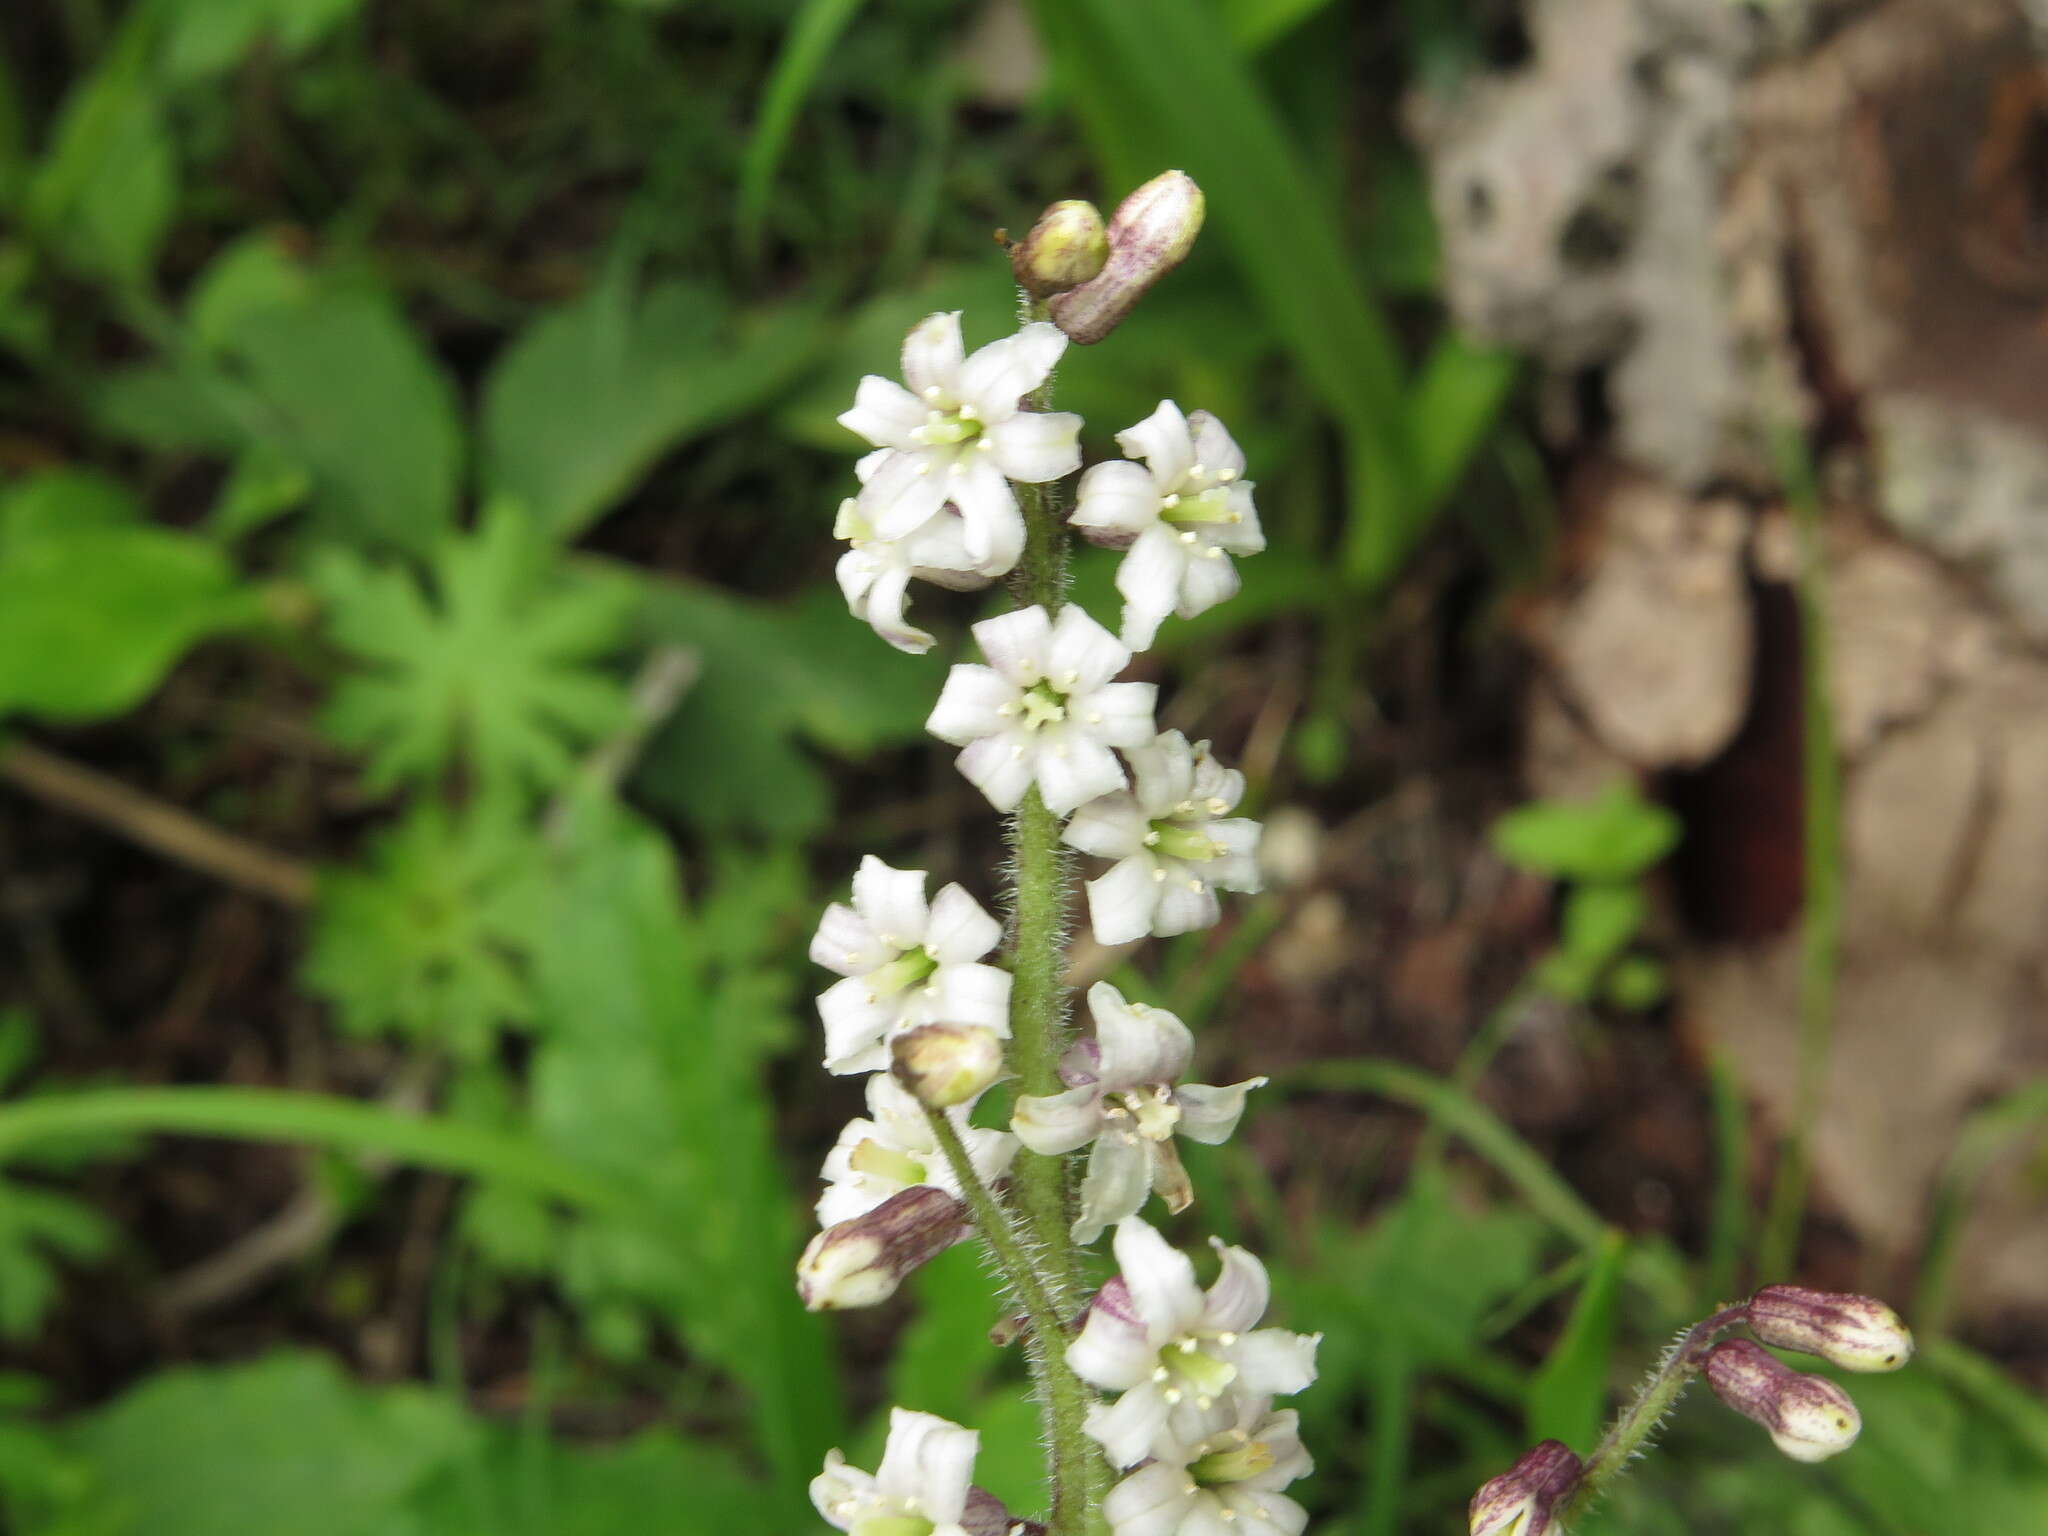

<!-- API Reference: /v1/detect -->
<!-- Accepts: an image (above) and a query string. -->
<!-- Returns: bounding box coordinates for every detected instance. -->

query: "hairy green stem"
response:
[1562,1304,1750,1522]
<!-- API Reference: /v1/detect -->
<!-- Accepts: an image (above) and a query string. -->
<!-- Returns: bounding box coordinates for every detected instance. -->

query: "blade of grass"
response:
[1525,1229,1629,1451]
[735,0,871,261]
[1912,1076,2048,1335]
[1704,1048,1750,1305]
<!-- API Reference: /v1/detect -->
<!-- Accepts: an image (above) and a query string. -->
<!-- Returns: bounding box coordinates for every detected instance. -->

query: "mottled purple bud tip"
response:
[1011,200,1110,297]
[1746,1285,1914,1373]
[1704,1339,1862,1463]
[891,1023,1005,1108]
[796,1185,972,1311]
[1049,170,1206,345]
[1469,1439,1581,1535]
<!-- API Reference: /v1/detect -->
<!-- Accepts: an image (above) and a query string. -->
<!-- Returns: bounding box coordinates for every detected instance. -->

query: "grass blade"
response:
[737,0,871,260]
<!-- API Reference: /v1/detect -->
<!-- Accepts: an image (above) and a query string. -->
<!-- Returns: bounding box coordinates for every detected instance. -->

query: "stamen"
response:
[1179,530,1198,544]
[1161,493,1181,509]
[957,403,978,419]
[922,385,944,402]
[1087,711,1103,724]
[1152,868,1167,883]
[1218,467,1238,482]
[1162,1388,1182,1404]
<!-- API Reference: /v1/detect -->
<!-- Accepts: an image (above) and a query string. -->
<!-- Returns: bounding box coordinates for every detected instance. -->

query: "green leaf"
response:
[224,282,463,553]
[1221,0,1339,51]
[301,802,547,1058]
[1490,787,1682,882]
[1525,1229,1628,1451]
[314,506,638,806]
[1604,953,1667,1011]
[186,229,315,352]
[88,361,243,453]
[0,523,257,724]
[483,277,821,542]
[736,0,871,256]
[0,469,139,548]
[207,443,312,540]
[1559,883,1646,972]
[66,1352,471,1536]
[158,0,368,84]
[0,1179,113,1339]
[25,63,176,284]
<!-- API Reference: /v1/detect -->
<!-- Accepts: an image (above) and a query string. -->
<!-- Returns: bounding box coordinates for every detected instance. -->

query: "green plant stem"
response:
[1758,422,1842,1280]
[1561,1304,1749,1523]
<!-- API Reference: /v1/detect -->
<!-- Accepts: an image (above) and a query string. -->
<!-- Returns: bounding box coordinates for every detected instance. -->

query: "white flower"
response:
[819,1070,1018,1228]
[836,450,996,655]
[838,312,1082,571]
[1103,1406,1312,1536]
[811,856,1012,1075]
[1070,401,1264,652]
[1012,982,1264,1244]
[1064,732,1262,945]
[927,605,1158,815]
[1068,1219,1320,1469]
[812,1408,980,1536]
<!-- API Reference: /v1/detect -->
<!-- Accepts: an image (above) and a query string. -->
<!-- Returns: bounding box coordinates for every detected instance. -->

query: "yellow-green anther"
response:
[1191,1439,1277,1486]
[848,1138,928,1187]
[1159,489,1240,526]
[1165,1342,1238,1399]
[1149,821,1221,861]
[865,948,940,997]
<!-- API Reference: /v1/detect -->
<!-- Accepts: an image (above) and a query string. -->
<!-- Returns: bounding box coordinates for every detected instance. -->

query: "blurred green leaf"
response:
[0,520,256,724]
[66,1352,471,1536]
[884,1245,1007,1428]
[1408,331,1519,516]
[1559,883,1646,972]
[207,444,312,540]
[1222,0,1340,50]
[736,0,871,256]
[1525,1229,1628,1451]
[0,469,139,546]
[1491,787,1681,882]
[187,230,315,352]
[1605,953,1666,1011]
[158,0,368,85]
[0,1178,112,1340]
[314,505,638,807]
[88,362,243,453]
[222,282,464,553]
[25,62,175,285]
[484,277,821,542]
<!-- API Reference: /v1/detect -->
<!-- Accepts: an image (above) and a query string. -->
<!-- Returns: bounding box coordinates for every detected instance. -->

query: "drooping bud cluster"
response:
[802,173,1318,1536]
[1703,1339,1862,1463]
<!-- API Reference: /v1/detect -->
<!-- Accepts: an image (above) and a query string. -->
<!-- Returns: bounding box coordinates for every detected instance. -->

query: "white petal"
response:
[971,605,1054,687]
[1103,1463,1199,1536]
[1224,1328,1320,1398]
[1113,1218,1206,1339]
[1187,410,1247,482]
[1074,1132,1154,1245]
[1085,1385,1176,1470]
[837,546,883,609]
[924,883,1002,964]
[926,665,1016,745]
[810,901,885,976]
[856,562,933,654]
[902,509,983,578]
[1206,819,1265,893]
[1126,730,1195,817]
[819,976,895,1075]
[1175,1078,1264,1145]
[1071,460,1163,539]
[1151,871,1222,937]
[902,312,965,399]
[812,1450,876,1531]
[839,377,928,451]
[1223,1489,1307,1536]
[1036,734,1128,816]
[1085,855,1163,947]
[852,856,929,947]
[1187,745,1244,810]
[853,448,893,484]
[859,448,953,539]
[817,1178,890,1227]
[1079,682,1159,749]
[877,1409,978,1527]
[943,457,1023,574]
[985,410,1083,483]
[1047,604,1133,693]
[1012,1085,1106,1156]
[1116,526,1188,653]
[930,961,1014,1034]
[1087,982,1193,1087]
[957,321,1067,420]
[1174,547,1240,620]
[1116,400,1195,490]
[1202,1242,1271,1333]
[1064,793,1149,859]
[1210,482,1266,555]
[956,734,1035,811]
[952,1124,1020,1193]
[1068,1279,1159,1391]
[1178,1497,1238,1536]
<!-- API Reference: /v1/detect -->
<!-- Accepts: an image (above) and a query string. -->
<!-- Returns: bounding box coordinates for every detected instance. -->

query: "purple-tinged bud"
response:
[1746,1285,1914,1373]
[1468,1440,1582,1536]
[1048,170,1206,345]
[1011,200,1109,297]
[891,1023,1005,1109]
[1704,1339,1862,1463]
[963,1486,1046,1536]
[796,1185,971,1311]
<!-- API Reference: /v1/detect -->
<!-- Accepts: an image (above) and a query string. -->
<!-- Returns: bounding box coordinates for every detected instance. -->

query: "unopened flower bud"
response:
[891,1023,1006,1108]
[1011,200,1109,297]
[1746,1285,1914,1373]
[1704,1339,1862,1463]
[796,1185,971,1311]
[1468,1439,1582,1536]
[963,1487,1046,1536]
[1049,171,1206,345]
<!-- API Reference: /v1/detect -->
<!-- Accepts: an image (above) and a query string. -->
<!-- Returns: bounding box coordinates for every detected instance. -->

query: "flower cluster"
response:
[799,173,1316,1536]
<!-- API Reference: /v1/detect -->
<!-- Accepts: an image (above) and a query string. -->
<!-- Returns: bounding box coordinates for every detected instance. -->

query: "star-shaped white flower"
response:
[836,450,997,655]
[1070,400,1264,652]
[1103,1406,1313,1536]
[1068,1219,1320,1469]
[819,1070,1019,1228]
[810,856,1013,1076]
[812,1409,981,1536]
[926,605,1158,815]
[1064,731,1263,945]
[1012,983,1264,1244]
[838,312,1082,570]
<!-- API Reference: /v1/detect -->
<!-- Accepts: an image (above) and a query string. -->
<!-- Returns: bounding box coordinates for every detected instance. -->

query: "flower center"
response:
[911,405,983,447]
[1018,680,1069,731]
[1158,487,1241,526]
[1145,819,1221,861]
[1112,1085,1183,1142]
[1153,1335,1239,1407]
[848,1138,928,1187]
[866,947,940,997]
[1190,1437,1278,1487]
